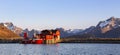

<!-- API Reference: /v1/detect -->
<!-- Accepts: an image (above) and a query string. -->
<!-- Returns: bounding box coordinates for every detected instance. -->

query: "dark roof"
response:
[51,30,57,33]
[41,30,51,35]
[41,29,59,34]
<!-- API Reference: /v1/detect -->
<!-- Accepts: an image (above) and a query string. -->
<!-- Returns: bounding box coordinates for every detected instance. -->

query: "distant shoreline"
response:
[0,39,22,43]
[1,38,120,44]
[60,41,120,44]
[60,38,120,44]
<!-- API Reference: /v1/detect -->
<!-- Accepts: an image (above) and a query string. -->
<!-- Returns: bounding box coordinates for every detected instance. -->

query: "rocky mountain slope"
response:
[84,17,120,38]
[0,22,23,35]
[0,24,22,39]
[63,17,120,38]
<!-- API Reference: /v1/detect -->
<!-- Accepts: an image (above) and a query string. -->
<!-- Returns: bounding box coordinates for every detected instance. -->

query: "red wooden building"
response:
[22,29,60,44]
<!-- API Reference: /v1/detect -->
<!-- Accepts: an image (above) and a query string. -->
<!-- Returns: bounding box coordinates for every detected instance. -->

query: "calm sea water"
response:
[0,43,119,55]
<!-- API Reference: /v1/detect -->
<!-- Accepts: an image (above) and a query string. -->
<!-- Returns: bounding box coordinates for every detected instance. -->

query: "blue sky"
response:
[0,0,120,30]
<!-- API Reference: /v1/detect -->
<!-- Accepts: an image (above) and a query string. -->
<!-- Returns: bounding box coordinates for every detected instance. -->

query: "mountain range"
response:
[87,17,120,38]
[1,17,120,38]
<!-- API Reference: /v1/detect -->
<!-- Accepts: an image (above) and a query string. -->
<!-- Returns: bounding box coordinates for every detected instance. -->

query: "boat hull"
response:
[21,39,43,44]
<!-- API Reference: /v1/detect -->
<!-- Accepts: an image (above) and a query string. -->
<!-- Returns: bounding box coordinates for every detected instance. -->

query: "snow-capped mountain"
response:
[96,17,120,33]
[98,17,115,28]
[82,17,120,38]
[0,22,23,35]
[0,25,21,39]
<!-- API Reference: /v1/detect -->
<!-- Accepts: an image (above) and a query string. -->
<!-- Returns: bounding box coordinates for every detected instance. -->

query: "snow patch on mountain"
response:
[99,20,110,28]
[3,22,14,30]
[66,29,83,34]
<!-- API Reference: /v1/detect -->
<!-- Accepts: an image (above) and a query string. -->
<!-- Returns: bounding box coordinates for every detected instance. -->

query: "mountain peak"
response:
[97,17,116,28]
[96,17,117,33]
[0,25,21,39]
[107,16,115,21]
[0,22,23,35]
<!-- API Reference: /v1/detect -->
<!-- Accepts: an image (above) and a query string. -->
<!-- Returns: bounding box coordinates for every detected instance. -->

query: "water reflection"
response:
[0,43,120,55]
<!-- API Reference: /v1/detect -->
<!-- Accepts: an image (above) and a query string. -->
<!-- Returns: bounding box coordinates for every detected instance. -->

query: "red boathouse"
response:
[22,29,60,44]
